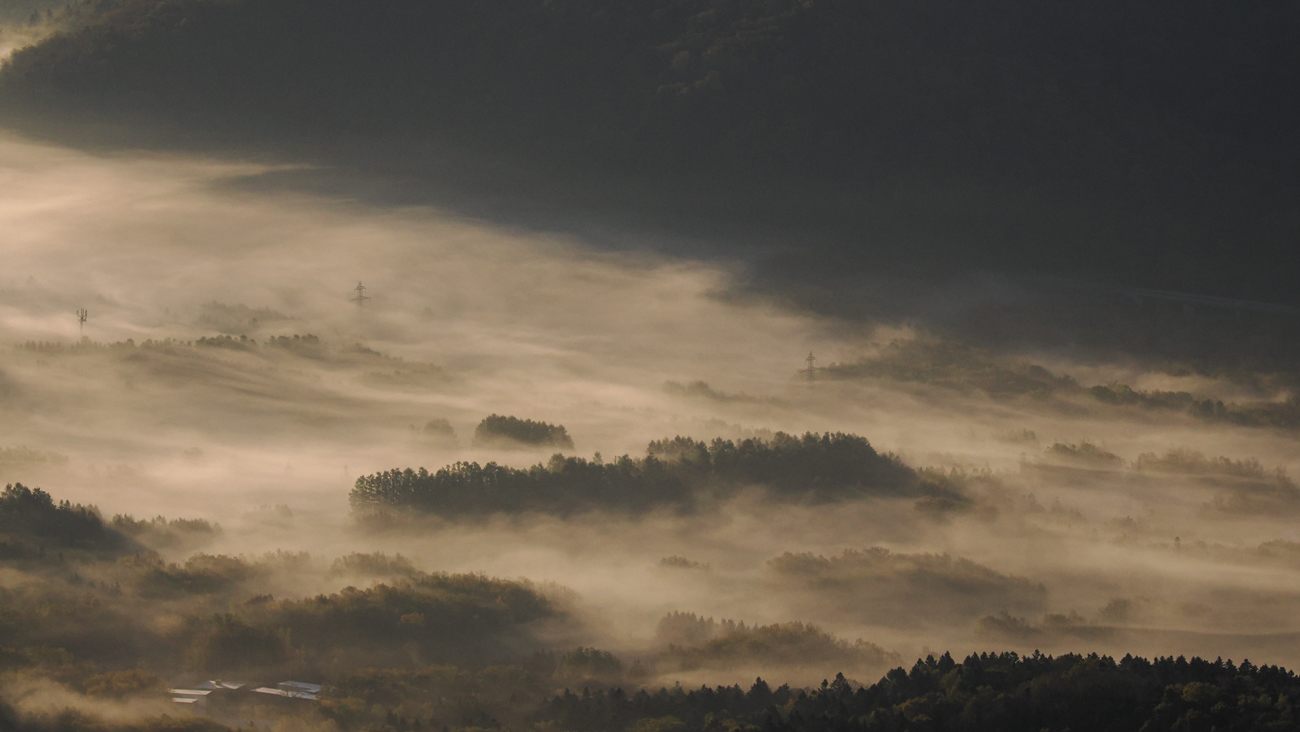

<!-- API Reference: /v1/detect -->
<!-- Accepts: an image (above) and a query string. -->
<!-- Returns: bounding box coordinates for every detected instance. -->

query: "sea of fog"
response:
[3,131,1300,681]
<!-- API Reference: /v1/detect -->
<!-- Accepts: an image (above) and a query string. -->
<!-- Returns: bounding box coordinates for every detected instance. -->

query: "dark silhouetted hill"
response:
[351,432,952,517]
[2,0,1298,314]
[540,652,1300,732]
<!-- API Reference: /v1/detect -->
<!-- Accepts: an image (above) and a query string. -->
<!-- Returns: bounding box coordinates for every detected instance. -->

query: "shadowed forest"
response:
[2,2,1299,731]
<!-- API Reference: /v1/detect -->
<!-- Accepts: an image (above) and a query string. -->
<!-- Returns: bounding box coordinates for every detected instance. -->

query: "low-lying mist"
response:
[3,129,1300,730]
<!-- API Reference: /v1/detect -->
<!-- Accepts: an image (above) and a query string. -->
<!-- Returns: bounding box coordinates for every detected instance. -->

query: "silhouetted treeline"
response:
[190,572,560,670]
[110,514,220,552]
[12,335,447,391]
[473,414,574,449]
[1027,444,1300,518]
[0,483,573,680]
[0,445,67,467]
[15,334,319,352]
[766,548,1047,629]
[653,612,899,674]
[824,337,1300,431]
[539,652,1300,731]
[1089,383,1300,431]
[0,701,227,732]
[0,482,230,558]
[8,483,1300,731]
[351,432,951,517]
[1,550,567,677]
[0,483,133,556]
[3,0,1299,306]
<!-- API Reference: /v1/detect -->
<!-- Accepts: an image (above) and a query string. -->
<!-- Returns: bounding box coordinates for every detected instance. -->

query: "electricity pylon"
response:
[351,281,371,306]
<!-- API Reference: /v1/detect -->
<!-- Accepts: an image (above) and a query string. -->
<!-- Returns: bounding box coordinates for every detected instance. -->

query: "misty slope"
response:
[2,0,1299,304]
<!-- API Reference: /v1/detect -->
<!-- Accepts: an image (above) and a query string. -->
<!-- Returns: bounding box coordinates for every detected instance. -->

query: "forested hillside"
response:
[540,653,1300,732]
[350,432,951,517]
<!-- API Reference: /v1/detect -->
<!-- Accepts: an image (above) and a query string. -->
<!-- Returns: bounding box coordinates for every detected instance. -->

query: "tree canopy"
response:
[351,432,950,517]
[539,652,1300,732]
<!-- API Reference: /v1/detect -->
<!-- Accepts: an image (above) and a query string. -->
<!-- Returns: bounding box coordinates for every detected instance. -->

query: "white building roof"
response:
[252,686,318,701]
[192,679,245,690]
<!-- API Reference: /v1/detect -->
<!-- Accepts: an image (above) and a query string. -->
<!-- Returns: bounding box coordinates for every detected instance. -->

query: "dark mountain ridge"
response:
[2,0,1298,325]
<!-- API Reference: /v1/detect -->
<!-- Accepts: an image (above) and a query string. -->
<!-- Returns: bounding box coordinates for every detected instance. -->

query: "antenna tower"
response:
[351,281,371,306]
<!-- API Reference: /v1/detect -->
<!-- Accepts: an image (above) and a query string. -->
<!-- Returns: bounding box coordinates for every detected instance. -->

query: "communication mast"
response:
[803,351,817,383]
[350,281,371,306]
[76,308,88,336]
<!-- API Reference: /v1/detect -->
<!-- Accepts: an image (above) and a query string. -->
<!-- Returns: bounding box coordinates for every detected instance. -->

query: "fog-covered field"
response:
[3,129,1298,709]
[2,5,1299,722]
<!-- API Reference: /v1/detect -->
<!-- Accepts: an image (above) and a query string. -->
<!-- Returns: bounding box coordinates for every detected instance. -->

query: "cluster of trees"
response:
[15,333,409,361]
[0,484,575,697]
[418,418,457,444]
[6,483,1300,731]
[120,552,268,598]
[658,555,708,571]
[195,300,291,334]
[20,650,1296,731]
[1043,441,1124,467]
[0,480,227,559]
[248,573,562,670]
[0,702,227,732]
[0,482,133,556]
[555,647,627,685]
[17,334,316,352]
[352,432,952,518]
[319,647,654,731]
[319,663,557,730]
[0,445,67,467]
[473,414,574,449]
[328,551,421,580]
[109,513,220,552]
[2,562,567,686]
[1032,445,1300,517]
[822,339,1078,400]
[193,333,259,350]
[1090,384,1300,430]
[104,552,563,671]
[15,334,449,401]
[15,336,227,352]
[766,548,1047,628]
[825,337,1300,431]
[653,613,898,675]
[1207,480,1300,517]
[663,380,770,405]
[539,652,1300,731]
[1134,450,1275,480]
[196,333,330,352]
